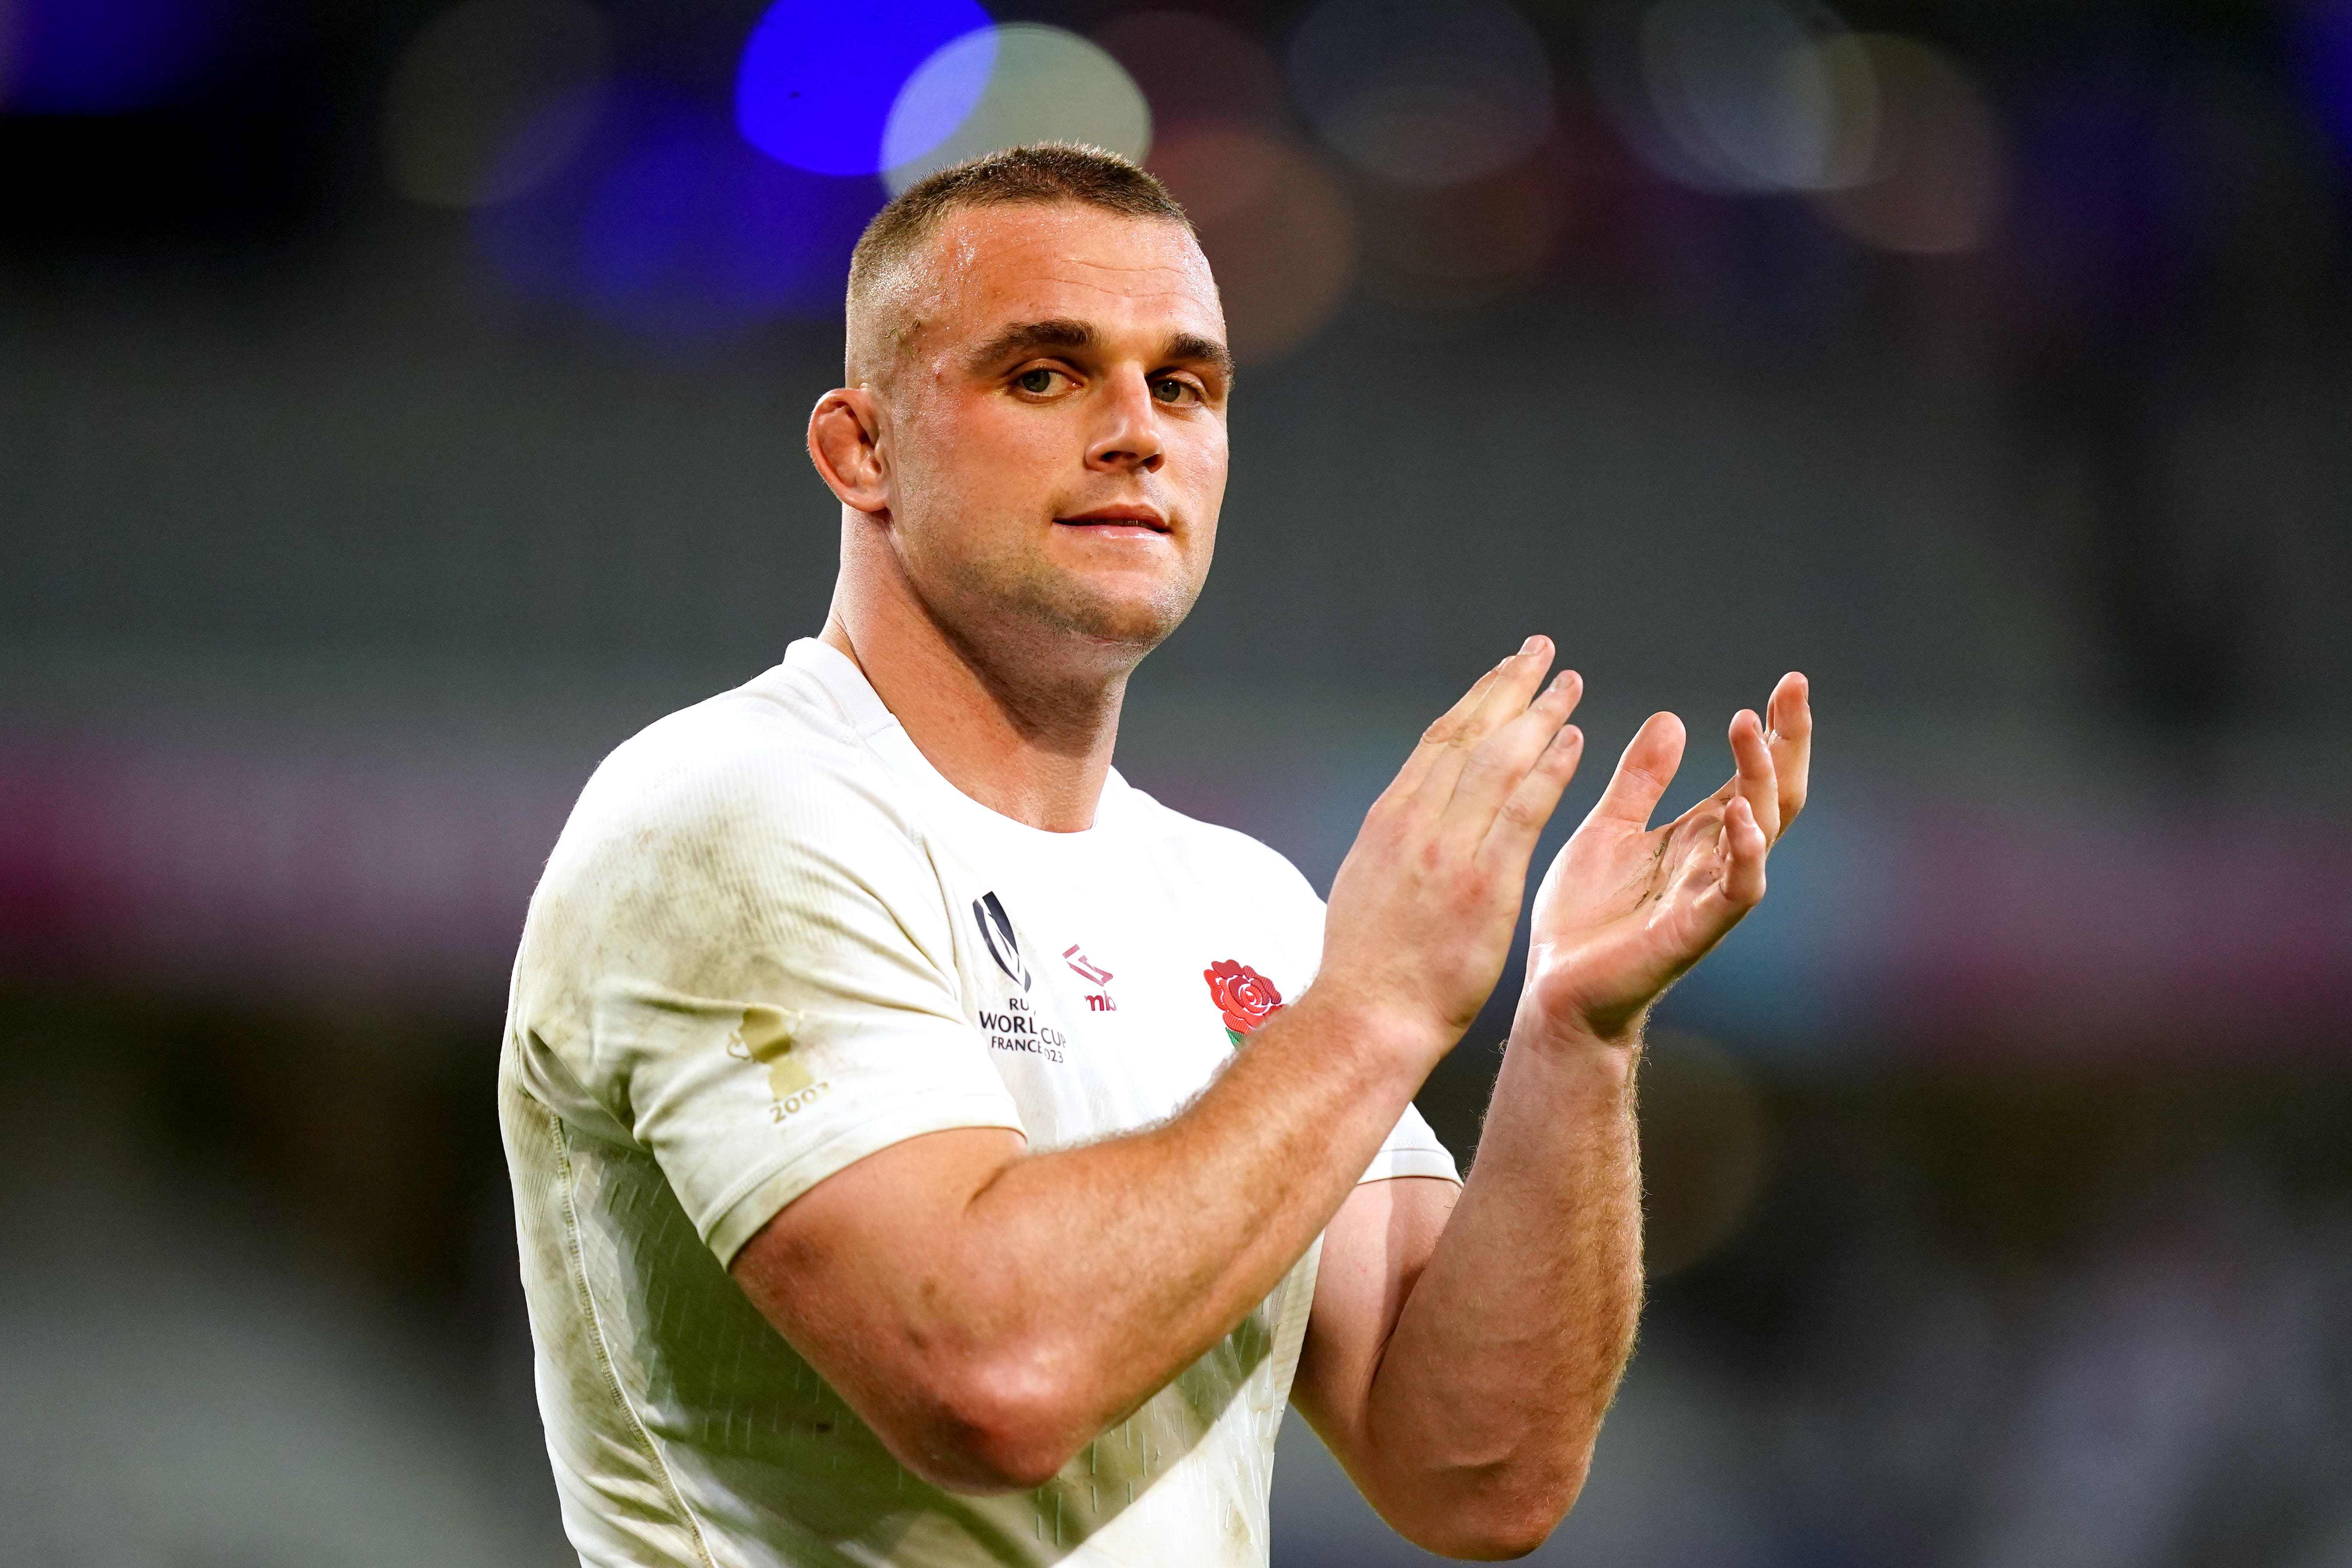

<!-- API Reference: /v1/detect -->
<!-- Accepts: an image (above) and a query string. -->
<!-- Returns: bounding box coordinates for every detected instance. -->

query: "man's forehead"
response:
[917,204,1222,353]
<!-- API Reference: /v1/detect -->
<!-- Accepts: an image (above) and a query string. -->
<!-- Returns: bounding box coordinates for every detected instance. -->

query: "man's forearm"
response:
[962,993,1431,1420]
[1348,1019,1643,1554]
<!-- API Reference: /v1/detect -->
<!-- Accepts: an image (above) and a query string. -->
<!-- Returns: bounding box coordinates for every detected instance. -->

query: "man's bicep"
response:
[729,1124,1026,1358]
[726,1126,1030,1480]
[1294,1175,1457,1456]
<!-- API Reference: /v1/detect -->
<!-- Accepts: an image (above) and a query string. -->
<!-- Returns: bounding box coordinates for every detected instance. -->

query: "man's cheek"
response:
[963,415,1066,495]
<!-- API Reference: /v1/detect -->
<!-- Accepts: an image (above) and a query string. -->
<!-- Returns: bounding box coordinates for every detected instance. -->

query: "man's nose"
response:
[1085,372,1165,474]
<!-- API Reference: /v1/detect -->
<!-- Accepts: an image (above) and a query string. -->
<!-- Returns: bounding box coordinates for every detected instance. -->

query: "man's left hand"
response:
[1518,672,1812,1044]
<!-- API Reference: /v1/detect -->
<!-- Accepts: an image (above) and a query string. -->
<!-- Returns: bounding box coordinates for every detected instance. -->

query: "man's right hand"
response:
[1310,636,1587,1062]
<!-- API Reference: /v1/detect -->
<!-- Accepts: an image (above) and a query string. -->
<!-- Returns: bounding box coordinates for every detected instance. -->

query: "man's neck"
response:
[820,610,1126,834]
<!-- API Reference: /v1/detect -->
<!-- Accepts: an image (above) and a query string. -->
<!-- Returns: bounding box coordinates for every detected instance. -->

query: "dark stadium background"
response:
[4,0,2350,1562]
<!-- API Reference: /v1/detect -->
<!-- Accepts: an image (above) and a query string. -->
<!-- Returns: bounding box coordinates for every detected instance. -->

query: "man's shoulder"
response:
[609,661,859,769]
[548,663,915,888]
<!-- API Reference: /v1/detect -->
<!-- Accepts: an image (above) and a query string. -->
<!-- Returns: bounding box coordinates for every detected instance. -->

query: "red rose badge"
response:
[1203,959,1284,1047]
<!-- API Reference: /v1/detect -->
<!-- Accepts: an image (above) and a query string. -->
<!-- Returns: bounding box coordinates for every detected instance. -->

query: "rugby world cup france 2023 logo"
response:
[1203,960,1284,1048]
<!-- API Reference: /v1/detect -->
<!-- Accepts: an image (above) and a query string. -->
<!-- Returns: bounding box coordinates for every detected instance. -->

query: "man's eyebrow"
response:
[1163,331,1234,380]
[966,318,1098,372]
[963,319,1234,380]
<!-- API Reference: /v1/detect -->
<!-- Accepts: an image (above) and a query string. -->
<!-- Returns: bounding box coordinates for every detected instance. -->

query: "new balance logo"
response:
[1066,945,1115,1010]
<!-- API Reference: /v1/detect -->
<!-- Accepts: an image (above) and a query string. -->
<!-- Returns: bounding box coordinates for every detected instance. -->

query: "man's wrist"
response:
[1281,985,1455,1080]
[1507,991,1646,1074]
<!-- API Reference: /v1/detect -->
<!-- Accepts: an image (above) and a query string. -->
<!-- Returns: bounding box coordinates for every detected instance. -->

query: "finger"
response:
[1727,708,1780,842]
[1444,667,1585,843]
[1715,793,1769,908]
[1765,671,1811,833]
[1415,636,1557,810]
[1382,650,1519,807]
[1587,712,1686,829]
[1477,715,1586,873]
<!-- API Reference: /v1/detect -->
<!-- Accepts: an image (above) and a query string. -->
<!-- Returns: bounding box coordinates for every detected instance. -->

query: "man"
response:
[500,144,1810,1567]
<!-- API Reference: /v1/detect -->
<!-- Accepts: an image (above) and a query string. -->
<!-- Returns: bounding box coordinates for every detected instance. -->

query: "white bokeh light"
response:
[1808,35,2007,253]
[1643,0,1872,190]
[883,25,1151,195]
[1594,0,1879,195]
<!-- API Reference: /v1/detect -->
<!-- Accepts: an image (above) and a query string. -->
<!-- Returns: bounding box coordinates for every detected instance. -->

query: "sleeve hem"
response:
[703,1093,1027,1266]
[1356,1147,1463,1186]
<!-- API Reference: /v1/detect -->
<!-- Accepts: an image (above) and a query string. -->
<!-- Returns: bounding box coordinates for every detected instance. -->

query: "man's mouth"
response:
[1055,506,1170,539]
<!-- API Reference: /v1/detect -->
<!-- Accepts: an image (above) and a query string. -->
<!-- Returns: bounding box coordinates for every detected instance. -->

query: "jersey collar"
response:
[781,637,1134,841]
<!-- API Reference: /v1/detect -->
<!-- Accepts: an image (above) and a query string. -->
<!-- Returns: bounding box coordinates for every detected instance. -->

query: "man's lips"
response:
[1055,506,1170,536]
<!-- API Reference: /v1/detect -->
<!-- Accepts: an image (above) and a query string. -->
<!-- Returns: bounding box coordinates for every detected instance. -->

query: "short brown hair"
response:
[844,143,1193,380]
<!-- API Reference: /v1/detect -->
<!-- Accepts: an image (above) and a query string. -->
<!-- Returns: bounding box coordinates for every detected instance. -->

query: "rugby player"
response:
[500,143,1811,1566]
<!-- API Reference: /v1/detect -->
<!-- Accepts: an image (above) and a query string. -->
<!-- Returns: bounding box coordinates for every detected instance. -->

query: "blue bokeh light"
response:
[2291,1,2352,166]
[0,0,238,114]
[478,87,886,343]
[734,0,993,176]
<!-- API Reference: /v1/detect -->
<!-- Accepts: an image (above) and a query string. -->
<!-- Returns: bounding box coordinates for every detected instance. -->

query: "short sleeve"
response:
[519,726,1022,1266]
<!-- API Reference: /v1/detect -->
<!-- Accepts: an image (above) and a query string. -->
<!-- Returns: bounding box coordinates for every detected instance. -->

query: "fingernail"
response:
[1520,636,1542,654]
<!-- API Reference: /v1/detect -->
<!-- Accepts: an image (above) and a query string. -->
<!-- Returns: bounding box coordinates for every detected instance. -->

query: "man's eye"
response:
[1151,378,1197,405]
[1016,368,1064,394]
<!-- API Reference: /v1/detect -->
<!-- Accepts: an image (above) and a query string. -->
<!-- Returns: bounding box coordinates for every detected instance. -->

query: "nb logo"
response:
[973,891,1029,992]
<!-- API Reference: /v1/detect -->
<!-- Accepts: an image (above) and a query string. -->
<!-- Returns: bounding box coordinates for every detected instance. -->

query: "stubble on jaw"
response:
[889,516,1206,743]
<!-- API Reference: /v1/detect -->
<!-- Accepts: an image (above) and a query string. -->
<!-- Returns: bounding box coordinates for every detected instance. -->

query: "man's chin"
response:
[925,551,1203,668]
[1051,595,1192,653]
[1019,576,1199,657]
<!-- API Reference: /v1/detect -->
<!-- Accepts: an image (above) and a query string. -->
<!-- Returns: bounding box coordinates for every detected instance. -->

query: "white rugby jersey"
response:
[499,638,1458,1568]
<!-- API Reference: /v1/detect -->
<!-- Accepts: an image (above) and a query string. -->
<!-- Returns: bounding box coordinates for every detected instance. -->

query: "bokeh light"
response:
[1807,36,2006,254]
[1287,0,1553,188]
[1101,11,1352,363]
[1357,152,1574,313]
[0,0,236,113]
[1093,11,1287,137]
[1589,3,2005,254]
[2289,0,2352,166]
[735,0,990,177]
[873,27,996,183]
[477,87,882,342]
[0,6,21,105]
[1592,0,1877,194]
[882,24,1150,195]
[1645,0,1873,190]
[1148,125,1355,363]
[381,0,611,209]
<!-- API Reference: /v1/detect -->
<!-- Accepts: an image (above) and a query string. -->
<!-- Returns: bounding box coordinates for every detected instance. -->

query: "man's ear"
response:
[808,387,889,515]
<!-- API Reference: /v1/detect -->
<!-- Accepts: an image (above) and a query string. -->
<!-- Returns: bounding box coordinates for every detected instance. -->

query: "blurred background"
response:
[3,0,2350,1561]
